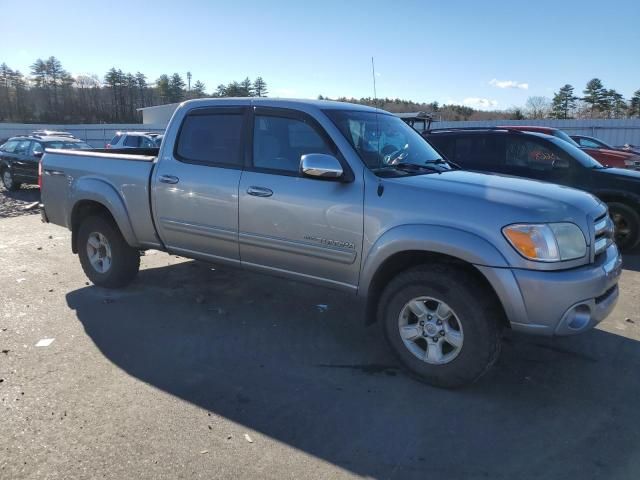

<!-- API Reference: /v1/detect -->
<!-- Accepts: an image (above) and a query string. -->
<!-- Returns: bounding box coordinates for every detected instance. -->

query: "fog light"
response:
[567,304,591,330]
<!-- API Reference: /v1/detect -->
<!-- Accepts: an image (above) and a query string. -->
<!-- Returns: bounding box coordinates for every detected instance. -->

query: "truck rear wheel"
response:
[77,215,140,288]
[378,264,502,388]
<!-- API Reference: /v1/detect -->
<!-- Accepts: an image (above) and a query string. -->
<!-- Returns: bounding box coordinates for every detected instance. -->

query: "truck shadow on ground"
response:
[622,251,640,272]
[66,261,640,480]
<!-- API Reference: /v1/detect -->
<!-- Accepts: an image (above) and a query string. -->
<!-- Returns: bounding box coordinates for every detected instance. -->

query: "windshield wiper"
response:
[425,158,461,170]
[390,162,446,174]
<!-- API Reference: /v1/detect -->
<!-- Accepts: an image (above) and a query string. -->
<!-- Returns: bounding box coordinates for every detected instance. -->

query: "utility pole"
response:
[187,71,192,92]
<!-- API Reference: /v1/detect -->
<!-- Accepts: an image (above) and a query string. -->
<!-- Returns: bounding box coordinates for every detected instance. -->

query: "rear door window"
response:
[452,135,505,170]
[175,112,244,167]
[505,137,567,171]
[29,142,44,156]
[124,135,140,147]
[15,140,31,155]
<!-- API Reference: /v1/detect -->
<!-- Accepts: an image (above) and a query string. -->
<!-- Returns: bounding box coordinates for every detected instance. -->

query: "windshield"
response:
[552,130,581,148]
[45,141,92,150]
[325,110,449,173]
[549,137,603,168]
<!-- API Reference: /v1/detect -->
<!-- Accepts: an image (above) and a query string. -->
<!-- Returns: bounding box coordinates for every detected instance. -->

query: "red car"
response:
[498,126,640,169]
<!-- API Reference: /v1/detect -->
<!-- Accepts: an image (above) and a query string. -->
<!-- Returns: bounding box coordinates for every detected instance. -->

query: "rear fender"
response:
[69,177,139,248]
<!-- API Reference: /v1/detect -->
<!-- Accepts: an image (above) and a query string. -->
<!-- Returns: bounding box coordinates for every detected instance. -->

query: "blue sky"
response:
[1,0,638,110]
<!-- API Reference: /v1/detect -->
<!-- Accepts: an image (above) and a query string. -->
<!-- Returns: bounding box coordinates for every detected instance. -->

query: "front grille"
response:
[593,213,614,257]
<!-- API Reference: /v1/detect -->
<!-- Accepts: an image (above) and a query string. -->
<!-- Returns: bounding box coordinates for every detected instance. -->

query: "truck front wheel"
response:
[378,265,502,388]
[77,215,140,288]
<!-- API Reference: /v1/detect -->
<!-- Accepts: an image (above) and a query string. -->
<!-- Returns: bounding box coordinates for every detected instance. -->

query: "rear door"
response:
[238,107,363,291]
[23,141,44,181]
[502,136,576,186]
[439,134,506,173]
[12,140,33,181]
[152,106,248,266]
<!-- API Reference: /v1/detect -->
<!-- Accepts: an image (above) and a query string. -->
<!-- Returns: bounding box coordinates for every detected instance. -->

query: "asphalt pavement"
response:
[1,212,639,480]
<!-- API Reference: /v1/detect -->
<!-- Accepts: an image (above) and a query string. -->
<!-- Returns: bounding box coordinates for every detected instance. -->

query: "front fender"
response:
[69,177,139,247]
[358,224,509,296]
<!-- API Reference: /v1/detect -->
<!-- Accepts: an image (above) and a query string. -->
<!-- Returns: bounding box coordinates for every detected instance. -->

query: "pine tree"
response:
[214,84,227,97]
[550,84,577,119]
[192,80,206,98]
[239,77,253,97]
[253,77,268,97]
[583,78,606,117]
[168,73,185,102]
[155,74,170,103]
[630,90,640,117]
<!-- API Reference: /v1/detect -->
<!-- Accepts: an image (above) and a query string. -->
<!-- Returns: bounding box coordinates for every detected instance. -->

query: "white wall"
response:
[0,123,165,148]
[420,119,640,146]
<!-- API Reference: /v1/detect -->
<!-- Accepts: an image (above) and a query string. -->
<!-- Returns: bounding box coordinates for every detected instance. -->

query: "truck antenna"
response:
[371,57,378,107]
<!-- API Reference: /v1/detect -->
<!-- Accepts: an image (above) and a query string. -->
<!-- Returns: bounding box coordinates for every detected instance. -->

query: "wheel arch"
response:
[359,225,510,327]
[69,179,139,253]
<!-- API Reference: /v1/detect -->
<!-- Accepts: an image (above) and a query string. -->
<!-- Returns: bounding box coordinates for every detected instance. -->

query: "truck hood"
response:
[386,170,605,222]
[592,166,640,181]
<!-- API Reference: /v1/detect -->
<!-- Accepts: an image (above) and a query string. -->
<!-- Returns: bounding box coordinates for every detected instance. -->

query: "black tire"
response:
[77,215,140,288]
[2,169,21,191]
[378,264,503,388]
[608,202,640,252]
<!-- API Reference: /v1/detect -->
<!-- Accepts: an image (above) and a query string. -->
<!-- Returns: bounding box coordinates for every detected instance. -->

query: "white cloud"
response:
[489,78,529,90]
[463,97,499,109]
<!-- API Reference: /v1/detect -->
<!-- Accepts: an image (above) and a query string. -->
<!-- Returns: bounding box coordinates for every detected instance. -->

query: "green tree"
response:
[630,90,640,117]
[168,73,185,102]
[550,84,577,119]
[135,72,148,107]
[225,81,243,97]
[214,84,227,97]
[191,80,206,98]
[239,77,253,97]
[253,77,268,97]
[155,74,170,103]
[583,78,606,117]
[604,89,626,118]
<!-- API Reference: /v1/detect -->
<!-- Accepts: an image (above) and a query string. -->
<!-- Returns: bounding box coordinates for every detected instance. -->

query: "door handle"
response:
[247,186,273,197]
[44,169,65,176]
[159,175,179,184]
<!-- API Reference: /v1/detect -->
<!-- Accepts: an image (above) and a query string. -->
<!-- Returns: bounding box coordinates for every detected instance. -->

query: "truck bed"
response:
[40,148,161,249]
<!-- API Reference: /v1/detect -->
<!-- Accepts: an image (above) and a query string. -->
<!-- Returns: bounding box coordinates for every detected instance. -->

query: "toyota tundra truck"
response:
[40,98,623,387]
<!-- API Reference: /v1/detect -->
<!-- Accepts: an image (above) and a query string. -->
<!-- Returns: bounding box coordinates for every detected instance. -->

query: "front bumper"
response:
[477,244,622,336]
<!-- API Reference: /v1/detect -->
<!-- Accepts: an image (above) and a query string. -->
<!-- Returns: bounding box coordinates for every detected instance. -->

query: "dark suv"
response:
[425,128,640,251]
[0,135,91,190]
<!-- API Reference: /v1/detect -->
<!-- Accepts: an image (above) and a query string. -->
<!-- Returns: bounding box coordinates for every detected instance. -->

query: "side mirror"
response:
[300,154,343,179]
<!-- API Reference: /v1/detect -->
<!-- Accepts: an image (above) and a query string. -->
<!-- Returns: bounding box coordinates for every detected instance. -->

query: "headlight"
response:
[503,223,586,262]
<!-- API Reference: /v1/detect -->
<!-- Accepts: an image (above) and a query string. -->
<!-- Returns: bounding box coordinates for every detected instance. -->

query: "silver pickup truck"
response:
[40,98,623,387]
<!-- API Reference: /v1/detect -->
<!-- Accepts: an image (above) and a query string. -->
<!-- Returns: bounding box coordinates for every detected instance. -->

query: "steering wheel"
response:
[381,144,408,165]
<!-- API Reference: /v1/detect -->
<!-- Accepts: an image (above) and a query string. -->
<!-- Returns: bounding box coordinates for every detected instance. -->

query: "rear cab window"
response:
[175,110,244,167]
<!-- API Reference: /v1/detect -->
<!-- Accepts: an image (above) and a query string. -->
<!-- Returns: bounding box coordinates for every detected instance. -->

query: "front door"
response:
[238,107,364,291]
[152,106,248,265]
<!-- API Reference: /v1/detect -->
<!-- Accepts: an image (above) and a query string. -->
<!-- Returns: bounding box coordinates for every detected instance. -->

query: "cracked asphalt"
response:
[1,212,640,480]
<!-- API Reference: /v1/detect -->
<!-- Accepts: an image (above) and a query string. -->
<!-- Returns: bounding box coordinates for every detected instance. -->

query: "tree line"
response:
[0,56,269,123]
[1,56,639,124]
[526,79,640,120]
